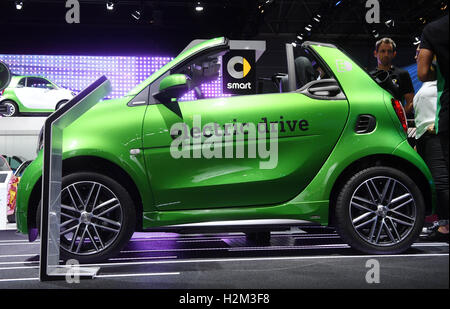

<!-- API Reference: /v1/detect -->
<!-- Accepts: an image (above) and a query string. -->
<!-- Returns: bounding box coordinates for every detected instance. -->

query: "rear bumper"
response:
[16,151,43,235]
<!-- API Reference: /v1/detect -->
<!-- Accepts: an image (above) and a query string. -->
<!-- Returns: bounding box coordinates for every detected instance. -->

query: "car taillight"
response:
[391,98,408,134]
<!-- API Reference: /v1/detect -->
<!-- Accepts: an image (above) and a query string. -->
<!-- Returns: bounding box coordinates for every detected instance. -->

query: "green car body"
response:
[15,38,434,261]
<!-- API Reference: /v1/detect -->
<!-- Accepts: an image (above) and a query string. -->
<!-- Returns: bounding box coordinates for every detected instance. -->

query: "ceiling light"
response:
[15,1,23,10]
[132,10,141,20]
[385,19,395,28]
[195,2,204,12]
[106,1,115,11]
[372,30,379,38]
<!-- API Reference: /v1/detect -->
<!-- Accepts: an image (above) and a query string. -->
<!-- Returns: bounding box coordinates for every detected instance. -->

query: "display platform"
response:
[0,228,448,289]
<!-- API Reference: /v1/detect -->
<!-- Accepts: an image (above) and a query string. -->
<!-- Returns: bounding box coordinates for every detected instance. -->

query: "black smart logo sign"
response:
[223,50,256,95]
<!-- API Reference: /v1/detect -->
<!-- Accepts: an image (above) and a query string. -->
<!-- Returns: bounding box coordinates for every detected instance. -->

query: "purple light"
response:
[0,54,228,100]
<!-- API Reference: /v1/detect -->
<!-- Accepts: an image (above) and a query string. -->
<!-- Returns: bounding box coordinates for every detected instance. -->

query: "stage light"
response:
[372,30,379,38]
[413,37,421,46]
[15,1,23,10]
[195,2,204,12]
[441,2,448,10]
[335,1,342,6]
[313,14,321,23]
[305,25,312,32]
[106,2,115,11]
[132,10,141,20]
[296,33,304,41]
[385,19,395,28]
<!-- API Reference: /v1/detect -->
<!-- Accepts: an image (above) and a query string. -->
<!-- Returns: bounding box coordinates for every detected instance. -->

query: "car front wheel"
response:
[38,172,136,263]
[334,166,425,254]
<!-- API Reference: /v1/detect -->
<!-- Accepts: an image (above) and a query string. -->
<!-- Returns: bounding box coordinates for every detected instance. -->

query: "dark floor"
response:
[0,227,448,289]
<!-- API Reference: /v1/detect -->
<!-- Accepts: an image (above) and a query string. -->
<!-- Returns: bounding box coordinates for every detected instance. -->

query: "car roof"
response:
[12,75,48,79]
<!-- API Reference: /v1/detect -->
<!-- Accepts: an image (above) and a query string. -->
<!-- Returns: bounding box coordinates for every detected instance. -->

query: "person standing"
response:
[373,37,415,115]
[418,14,449,240]
[414,48,449,239]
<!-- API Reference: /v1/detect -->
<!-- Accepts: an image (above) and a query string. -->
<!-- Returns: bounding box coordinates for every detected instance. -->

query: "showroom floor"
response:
[0,227,448,289]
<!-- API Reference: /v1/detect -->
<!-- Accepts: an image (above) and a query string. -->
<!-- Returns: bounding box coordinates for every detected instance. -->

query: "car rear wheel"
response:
[56,100,68,110]
[334,166,425,254]
[1,100,19,117]
[38,172,136,263]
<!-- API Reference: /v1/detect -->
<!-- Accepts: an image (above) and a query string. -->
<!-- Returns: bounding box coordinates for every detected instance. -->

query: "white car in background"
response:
[0,75,75,117]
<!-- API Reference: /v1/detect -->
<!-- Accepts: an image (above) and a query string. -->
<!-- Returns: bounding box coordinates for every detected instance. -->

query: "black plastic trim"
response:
[355,114,377,134]
[298,79,346,100]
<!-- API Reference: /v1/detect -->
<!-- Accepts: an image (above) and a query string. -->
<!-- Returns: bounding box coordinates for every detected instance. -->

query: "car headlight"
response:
[37,125,44,155]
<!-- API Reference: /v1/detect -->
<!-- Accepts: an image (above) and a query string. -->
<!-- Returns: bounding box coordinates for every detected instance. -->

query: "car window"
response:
[172,49,229,102]
[153,45,288,103]
[8,157,22,170]
[17,78,26,88]
[27,77,50,89]
[15,161,31,177]
[293,46,334,89]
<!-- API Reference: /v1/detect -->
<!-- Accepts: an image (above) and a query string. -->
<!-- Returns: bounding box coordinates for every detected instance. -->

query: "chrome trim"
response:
[166,219,315,228]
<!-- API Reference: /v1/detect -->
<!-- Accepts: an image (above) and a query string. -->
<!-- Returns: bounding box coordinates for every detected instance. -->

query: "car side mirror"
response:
[153,74,190,104]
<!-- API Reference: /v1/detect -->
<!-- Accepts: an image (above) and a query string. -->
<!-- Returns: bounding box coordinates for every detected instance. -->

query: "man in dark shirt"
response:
[373,38,415,115]
[418,14,449,240]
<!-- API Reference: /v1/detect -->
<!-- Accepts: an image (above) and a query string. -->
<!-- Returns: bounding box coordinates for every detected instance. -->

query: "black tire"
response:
[334,166,425,254]
[7,212,16,223]
[37,172,136,263]
[56,100,68,110]
[1,100,19,117]
[245,231,271,244]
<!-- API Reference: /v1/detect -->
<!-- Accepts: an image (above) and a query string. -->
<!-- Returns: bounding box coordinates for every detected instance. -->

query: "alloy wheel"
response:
[3,102,15,117]
[349,176,417,247]
[59,181,123,256]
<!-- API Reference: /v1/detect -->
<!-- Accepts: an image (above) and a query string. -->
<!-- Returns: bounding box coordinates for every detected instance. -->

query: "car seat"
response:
[294,56,316,89]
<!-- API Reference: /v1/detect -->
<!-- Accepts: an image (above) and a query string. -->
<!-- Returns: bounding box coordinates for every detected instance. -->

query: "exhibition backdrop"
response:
[0,54,225,101]
[0,53,420,100]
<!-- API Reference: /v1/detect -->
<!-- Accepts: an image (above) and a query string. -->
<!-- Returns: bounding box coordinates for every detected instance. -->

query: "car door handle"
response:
[308,85,341,97]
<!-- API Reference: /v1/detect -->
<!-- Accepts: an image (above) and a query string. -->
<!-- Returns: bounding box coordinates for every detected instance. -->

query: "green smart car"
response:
[0,75,75,117]
[16,38,434,263]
